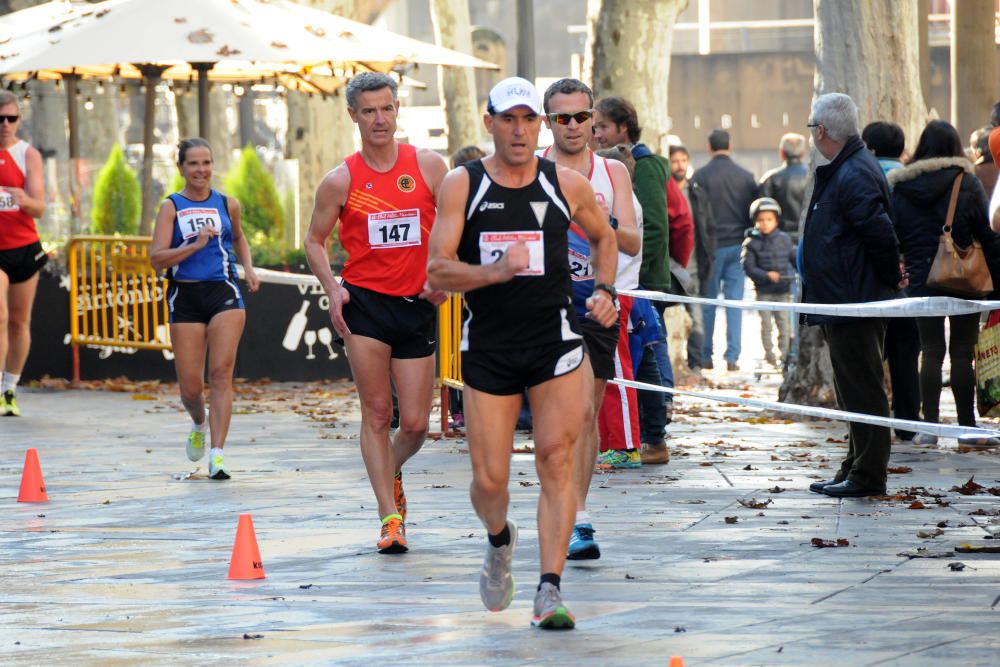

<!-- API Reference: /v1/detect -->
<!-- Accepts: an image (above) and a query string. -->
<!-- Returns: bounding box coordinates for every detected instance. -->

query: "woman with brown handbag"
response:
[889,120,1000,441]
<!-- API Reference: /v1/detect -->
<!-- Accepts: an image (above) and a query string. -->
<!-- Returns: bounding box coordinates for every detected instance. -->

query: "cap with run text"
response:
[487,77,543,115]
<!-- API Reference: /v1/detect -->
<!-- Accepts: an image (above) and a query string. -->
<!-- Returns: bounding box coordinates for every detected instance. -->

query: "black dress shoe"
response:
[821,479,883,498]
[809,479,839,493]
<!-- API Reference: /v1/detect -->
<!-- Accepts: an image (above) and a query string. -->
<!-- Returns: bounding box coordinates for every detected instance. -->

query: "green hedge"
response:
[224,145,283,238]
[90,144,140,235]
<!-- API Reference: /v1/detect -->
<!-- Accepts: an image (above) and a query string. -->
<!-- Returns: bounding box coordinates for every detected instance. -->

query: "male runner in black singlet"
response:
[427,77,618,629]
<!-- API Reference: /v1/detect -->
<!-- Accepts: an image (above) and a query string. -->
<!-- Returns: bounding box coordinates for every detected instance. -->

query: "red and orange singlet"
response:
[339,143,436,296]
[0,141,38,250]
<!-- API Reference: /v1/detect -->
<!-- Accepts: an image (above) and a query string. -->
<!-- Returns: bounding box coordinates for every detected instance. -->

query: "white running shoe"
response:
[209,451,230,480]
[187,426,207,462]
[479,519,517,611]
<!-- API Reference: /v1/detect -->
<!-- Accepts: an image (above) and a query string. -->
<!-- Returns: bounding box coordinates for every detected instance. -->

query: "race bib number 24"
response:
[479,231,545,276]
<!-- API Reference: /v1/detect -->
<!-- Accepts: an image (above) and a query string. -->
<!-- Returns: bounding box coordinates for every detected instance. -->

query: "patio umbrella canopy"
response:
[0,0,495,226]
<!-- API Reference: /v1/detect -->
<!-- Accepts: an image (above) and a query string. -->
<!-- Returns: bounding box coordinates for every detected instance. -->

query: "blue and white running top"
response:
[166,190,239,283]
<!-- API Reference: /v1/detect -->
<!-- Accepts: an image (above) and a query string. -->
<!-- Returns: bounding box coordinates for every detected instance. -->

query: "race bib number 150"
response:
[368,209,421,249]
[479,231,545,276]
[177,208,221,241]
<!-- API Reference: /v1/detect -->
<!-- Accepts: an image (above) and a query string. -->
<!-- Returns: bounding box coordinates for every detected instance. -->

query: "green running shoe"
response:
[595,448,641,469]
[3,390,19,417]
[209,452,230,480]
[186,427,206,461]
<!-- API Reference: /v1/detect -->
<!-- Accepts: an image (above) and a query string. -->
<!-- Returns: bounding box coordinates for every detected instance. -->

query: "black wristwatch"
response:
[609,215,619,230]
[594,283,618,301]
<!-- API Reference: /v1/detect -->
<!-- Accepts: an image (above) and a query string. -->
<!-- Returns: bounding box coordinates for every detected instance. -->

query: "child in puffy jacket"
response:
[740,197,797,366]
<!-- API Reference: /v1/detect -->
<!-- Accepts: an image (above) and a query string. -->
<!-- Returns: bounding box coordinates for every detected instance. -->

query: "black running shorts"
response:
[340,280,436,359]
[579,317,620,381]
[168,280,244,325]
[462,340,585,396]
[0,240,47,284]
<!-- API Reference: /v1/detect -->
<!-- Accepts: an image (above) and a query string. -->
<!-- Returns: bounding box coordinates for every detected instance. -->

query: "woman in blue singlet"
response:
[151,138,259,480]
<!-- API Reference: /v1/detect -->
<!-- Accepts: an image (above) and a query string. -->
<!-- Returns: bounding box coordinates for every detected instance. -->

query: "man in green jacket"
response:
[593,96,693,466]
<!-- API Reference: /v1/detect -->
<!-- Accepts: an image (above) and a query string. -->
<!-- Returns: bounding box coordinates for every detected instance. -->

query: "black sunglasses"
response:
[0,114,19,124]
[547,110,593,125]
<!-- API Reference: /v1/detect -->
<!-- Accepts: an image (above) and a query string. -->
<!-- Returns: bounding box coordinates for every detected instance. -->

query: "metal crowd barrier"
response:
[437,293,465,432]
[67,235,171,382]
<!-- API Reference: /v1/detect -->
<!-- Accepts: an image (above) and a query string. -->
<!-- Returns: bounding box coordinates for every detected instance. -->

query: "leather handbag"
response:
[926,173,994,297]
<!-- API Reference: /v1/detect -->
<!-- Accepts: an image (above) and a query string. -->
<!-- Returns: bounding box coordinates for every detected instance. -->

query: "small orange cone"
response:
[17,448,48,502]
[669,658,685,667]
[227,514,265,580]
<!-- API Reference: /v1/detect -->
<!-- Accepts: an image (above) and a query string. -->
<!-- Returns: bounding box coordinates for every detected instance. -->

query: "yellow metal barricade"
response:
[437,293,465,431]
[67,235,171,380]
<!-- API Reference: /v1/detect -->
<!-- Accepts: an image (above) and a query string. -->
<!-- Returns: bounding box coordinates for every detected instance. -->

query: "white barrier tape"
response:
[238,266,321,287]
[240,268,1000,319]
[609,377,1000,440]
[619,290,1000,318]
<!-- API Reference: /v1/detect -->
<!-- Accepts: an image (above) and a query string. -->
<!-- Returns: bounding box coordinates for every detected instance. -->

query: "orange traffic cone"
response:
[227,514,265,580]
[17,448,48,502]
[669,658,685,667]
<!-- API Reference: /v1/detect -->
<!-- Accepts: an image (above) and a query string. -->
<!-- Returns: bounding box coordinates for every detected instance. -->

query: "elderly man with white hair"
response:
[800,92,906,498]
[759,132,808,243]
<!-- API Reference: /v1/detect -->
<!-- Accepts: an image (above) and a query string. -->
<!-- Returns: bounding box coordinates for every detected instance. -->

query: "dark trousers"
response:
[916,313,979,427]
[884,317,921,439]
[636,348,666,444]
[823,318,891,492]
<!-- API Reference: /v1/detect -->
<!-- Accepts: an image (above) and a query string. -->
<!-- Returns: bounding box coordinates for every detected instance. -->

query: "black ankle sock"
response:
[488,524,511,547]
[538,573,561,590]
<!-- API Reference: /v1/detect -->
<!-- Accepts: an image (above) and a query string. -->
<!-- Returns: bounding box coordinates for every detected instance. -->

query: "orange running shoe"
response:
[394,471,407,521]
[377,513,407,554]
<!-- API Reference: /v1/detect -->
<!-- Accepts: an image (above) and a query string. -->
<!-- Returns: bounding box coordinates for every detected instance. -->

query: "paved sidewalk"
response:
[1,372,999,666]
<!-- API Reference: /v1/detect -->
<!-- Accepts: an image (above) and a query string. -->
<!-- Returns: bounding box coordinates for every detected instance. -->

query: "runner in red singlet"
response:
[0,91,46,417]
[304,72,448,554]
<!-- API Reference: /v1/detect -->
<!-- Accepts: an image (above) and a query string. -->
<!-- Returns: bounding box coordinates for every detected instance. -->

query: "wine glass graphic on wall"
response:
[318,327,337,359]
[304,330,317,360]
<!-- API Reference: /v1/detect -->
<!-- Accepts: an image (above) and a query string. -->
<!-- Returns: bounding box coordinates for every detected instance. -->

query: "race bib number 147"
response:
[368,209,421,249]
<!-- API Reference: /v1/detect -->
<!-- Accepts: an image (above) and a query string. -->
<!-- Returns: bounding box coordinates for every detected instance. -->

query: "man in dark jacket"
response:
[802,93,905,499]
[759,133,808,243]
[691,129,759,371]
[669,144,714,374]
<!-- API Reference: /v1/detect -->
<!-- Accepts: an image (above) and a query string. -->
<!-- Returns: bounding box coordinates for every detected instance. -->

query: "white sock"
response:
[193,417,208,432]
[576,511,592,525]
[2,371,20,394]
[210,447,224,460]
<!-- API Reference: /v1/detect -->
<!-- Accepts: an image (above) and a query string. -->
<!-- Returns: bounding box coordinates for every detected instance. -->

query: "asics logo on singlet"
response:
[479,201,505,212]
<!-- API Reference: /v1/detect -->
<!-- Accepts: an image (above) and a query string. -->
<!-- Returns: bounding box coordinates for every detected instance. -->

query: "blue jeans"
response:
[702,244,745,363]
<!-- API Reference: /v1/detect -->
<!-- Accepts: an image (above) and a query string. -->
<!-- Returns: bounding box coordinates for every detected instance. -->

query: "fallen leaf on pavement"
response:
[955,544,1000,553]
[724,516,738,524]
[887,466,912,474]
[917,528,944,539]
[811,537,850,548]
[768,486,786,493]
[908,501,926,510]
[948,562,966,571]
[737,498,772,509]
[951,476,985,495]
[897,548,953,559]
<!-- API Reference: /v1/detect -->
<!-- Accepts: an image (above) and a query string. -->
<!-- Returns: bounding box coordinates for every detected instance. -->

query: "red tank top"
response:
[340,143,436,296]
[0,141,38,250]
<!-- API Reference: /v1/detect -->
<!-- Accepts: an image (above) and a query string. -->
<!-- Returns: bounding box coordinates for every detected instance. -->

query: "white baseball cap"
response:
[487,77,543,115]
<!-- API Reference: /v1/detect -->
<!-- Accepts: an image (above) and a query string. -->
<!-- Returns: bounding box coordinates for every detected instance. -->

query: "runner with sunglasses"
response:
[427,77,618,629]
[0,91,46,416]
[540,79,641,561]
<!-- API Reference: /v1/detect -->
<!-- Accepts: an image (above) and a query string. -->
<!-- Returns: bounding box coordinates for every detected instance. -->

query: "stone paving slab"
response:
[1,371,999,666]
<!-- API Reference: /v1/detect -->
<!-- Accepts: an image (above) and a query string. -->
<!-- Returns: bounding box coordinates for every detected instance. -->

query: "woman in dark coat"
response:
[889,120,1000,440]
